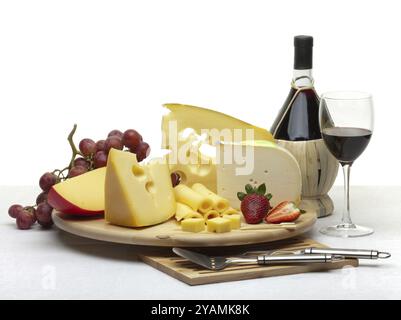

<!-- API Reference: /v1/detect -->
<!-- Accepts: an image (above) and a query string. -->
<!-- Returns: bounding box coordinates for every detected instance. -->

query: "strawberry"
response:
[237,183,272,224]
[265,201,301,224]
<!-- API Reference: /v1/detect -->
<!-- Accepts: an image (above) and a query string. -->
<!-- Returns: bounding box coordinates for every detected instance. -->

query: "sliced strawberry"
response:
[265,201,301,224]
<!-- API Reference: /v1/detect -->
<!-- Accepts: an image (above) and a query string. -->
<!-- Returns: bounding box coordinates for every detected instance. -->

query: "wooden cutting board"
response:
[138,237,358,285]
[52,199,317,247]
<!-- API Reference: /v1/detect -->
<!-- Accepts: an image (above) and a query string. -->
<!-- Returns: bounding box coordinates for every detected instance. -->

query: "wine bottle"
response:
[271,35,321,141]
[270,35,339,218]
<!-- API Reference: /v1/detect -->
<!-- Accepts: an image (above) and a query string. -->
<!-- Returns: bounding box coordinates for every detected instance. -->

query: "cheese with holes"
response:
[206,217,232,233]
[162,104,275,192]
[217,140,302,210]
[181,218,205,233]
[105,149,176,227]
[168,129,217,192]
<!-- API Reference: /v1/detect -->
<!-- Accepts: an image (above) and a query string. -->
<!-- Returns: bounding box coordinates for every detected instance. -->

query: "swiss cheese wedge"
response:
[105,149,176,227]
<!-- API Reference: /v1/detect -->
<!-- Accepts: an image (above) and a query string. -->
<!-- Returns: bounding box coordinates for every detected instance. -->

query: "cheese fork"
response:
[172,248,344,271]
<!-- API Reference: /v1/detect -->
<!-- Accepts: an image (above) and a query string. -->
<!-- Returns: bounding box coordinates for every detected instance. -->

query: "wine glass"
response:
[319,91,374,237]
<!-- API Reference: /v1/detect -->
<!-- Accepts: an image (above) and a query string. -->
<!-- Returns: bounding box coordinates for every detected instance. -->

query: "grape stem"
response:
[67,124,83,170]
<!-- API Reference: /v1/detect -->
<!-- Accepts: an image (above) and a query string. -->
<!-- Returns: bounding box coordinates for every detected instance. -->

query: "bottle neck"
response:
[292,69,314,88]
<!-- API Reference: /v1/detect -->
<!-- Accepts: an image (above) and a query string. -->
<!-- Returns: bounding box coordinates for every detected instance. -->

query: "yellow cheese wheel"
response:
[191,183,229,213]
[174,184,213,213]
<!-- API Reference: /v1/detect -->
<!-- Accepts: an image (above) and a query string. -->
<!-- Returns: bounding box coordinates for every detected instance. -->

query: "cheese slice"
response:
[217,140,302,210]
[105,149,176,227]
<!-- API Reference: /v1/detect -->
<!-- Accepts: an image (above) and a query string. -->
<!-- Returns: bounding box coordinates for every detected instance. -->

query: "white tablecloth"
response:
[1,186,400,299]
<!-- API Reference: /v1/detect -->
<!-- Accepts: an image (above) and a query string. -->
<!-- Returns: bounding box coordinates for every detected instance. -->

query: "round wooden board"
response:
[52,200,317,247]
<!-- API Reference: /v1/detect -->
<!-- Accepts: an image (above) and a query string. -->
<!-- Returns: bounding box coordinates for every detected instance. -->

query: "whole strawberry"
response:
[237,183,272,224]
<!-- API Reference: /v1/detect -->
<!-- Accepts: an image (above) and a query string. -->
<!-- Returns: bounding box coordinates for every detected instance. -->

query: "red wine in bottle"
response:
[270,36,339,218]
[322,127,372,164]
[271,35,322,141]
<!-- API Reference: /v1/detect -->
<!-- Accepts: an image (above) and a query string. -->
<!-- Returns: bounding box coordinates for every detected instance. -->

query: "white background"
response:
[1,0,400,186]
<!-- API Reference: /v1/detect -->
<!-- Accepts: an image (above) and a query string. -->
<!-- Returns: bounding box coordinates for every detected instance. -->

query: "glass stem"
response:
[341,164,353,225]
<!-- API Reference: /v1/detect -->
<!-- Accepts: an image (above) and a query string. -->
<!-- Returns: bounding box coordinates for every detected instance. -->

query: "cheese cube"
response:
[222,214,241,229]
[181,218,205,233]
[206,217,232,233]
[105,149,176,227]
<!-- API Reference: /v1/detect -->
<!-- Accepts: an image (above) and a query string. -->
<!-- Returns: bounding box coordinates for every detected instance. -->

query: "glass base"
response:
[320,223,374,238]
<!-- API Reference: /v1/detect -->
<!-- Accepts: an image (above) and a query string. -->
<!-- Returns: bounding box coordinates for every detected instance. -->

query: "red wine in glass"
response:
[319,91,374,237]
[321,127,372,165]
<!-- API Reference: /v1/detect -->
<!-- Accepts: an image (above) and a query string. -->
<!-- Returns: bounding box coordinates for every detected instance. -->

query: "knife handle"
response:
[301,247,391,259]
[257,254,342,264]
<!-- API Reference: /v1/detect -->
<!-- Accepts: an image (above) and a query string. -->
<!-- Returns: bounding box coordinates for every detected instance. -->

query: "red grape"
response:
[123,129,143,150]
[171,172,181,187]
[39,172,58,192]
[68,165,88,178]
[36,202,54,228]
[135,142,150,162]
[94,151,108,168]
[104,136,123,153]
[96,139,106,152]
[108,130,123,139]
[73,157,90,169]
[36,192,48,205]
[79,138,97,156]
[8,204,23,219]
[16,210,35,230]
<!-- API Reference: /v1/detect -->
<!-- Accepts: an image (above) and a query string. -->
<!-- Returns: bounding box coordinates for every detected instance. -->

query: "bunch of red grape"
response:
[8,127,151,230]
[69,129,150,178]
[8,172,58,230]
